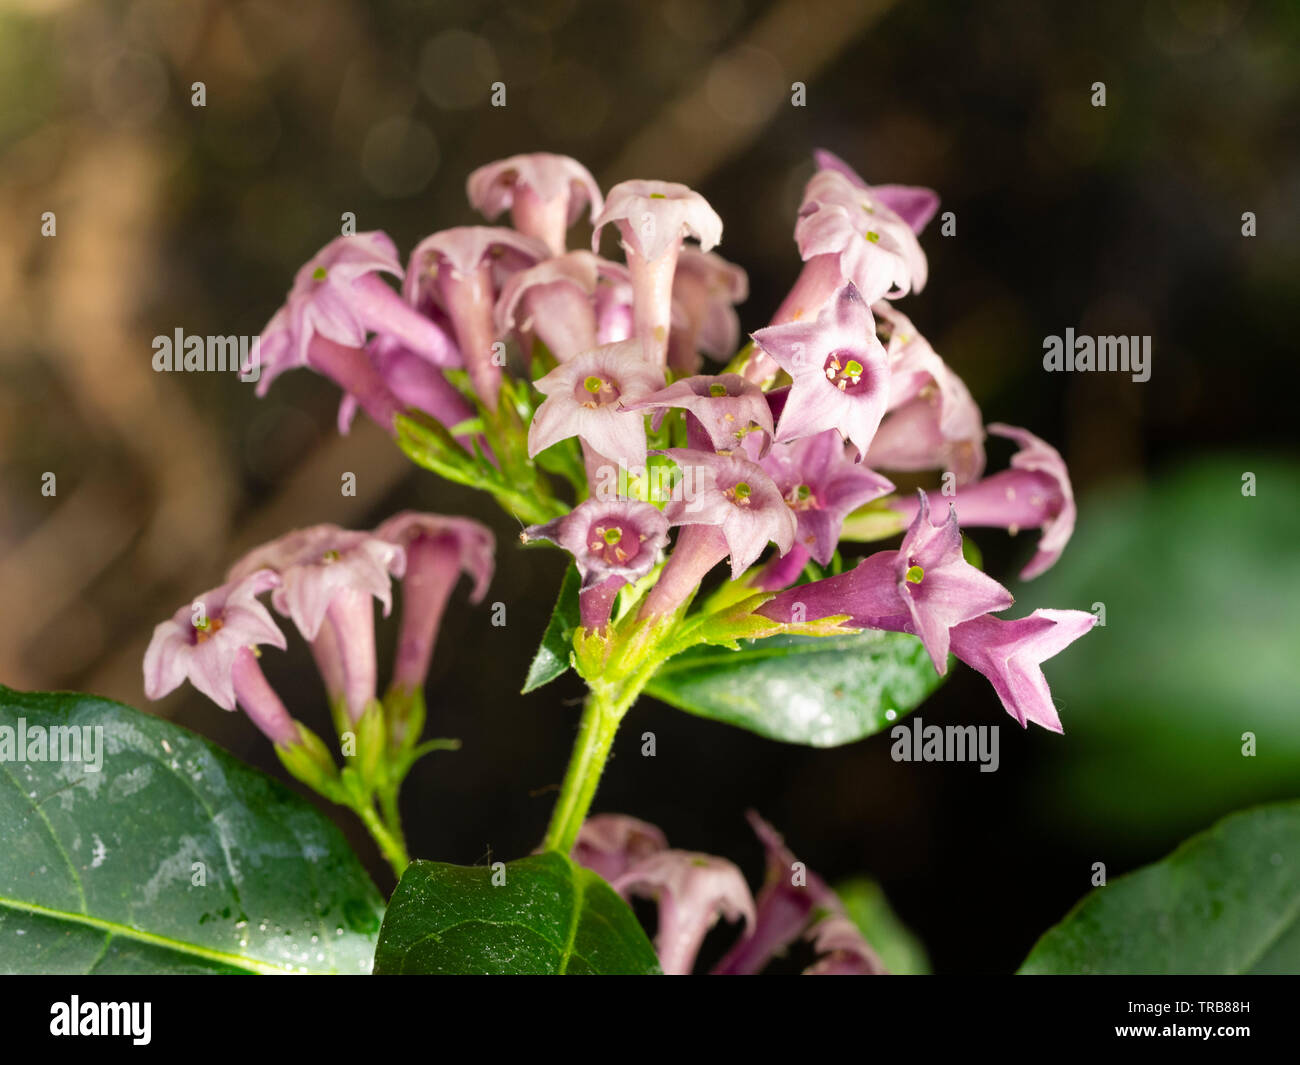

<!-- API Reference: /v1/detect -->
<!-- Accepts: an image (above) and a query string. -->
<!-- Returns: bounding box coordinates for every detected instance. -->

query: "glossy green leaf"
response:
[373,852,660,974]
[1019,801,1300,974]
[522,564,581,693]
[644,631,945,747]
[834,877,931,974]
[0,687,385,975]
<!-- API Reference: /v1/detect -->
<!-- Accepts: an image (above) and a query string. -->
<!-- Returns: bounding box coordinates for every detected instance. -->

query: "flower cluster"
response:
[251,149,1092,734]
[574,812,884,976]
[143,512,494,874]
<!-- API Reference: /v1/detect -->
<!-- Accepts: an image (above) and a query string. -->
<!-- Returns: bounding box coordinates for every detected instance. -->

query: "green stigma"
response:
[584,375,605,394]
[845,359,864,377]
[905,564,925,584]
[709,383,728,397]
[796,484,812,501]
[865,230,880,244]
[312,266,328,281]
[649,192,667,199]
[733,481,752,500]
[602,527,623,545]
[322,549,341,563]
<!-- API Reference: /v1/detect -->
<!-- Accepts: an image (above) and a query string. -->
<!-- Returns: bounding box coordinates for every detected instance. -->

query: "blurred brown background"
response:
[2,0,1297,972]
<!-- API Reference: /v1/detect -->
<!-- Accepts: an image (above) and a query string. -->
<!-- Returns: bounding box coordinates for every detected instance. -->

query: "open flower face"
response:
[662,448,796,577]
[528,341,664,469]
[522,498,670,588]
[893,491,1015,672]
[143,569,286,711]
[753,283,891,459]
[761,430,894,566]
[620,373,774,456]
[795,166,932,302]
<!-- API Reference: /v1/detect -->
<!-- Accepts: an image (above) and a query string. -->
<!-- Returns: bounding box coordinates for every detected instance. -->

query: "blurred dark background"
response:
[2,0,1297,973]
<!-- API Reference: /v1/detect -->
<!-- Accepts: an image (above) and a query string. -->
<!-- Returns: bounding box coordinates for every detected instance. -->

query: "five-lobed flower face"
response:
[753,282,891,459]
[528,341,665,468]
[144,569,286,711]
[522,498,670,589]
[662,448,797,577]
[760,429,894,566]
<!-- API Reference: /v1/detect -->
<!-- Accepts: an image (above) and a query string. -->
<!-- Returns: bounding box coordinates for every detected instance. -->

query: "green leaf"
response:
[0,687,385,975]
[522,564,582,694]
[834,877,930,974]
[645,630,945,747]
[1019,801,1300,974]
[372,852,660,974]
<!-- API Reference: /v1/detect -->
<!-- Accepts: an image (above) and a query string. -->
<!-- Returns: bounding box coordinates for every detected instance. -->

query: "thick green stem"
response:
[541,677,645,855]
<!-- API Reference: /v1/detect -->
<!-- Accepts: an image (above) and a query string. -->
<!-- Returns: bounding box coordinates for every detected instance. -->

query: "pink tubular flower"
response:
[404,227,549,410]
[752,283,890,459]
[527,340,664,469]
[467,153,603,257]
[666,247,748,374]
[228,526,406,722]
[760,430,894,567]
[771,163,934,327]
[592,179,723,367]
[867,304,986,485]
[804,912,887,975]
[572,814,669,885]
[759,491,1013,674]
[812,149,941,235]
[713,811,839,975]
[613,850,756,976]
[522,498,669,590]
[948,609,1097,732]
[639,450,796,619]
[495,251,599,363]
[894,423,1076,580]
[890,491,1014,671]
[256,232,458,430]
[593,259,636,344]
[338,334,477,448]
[662,449,796,577]
[143,570,299,747]
[372,512,494,698]
[619,373,774,457]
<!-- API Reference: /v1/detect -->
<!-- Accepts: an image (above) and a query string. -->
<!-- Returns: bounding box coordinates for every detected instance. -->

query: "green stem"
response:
[355,800,410,881]
[541,677,644,855]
